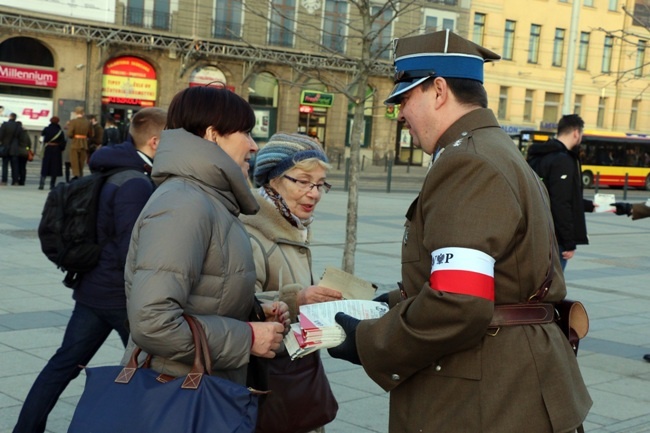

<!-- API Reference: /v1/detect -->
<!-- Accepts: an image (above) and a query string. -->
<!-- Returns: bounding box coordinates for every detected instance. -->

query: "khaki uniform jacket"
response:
[357,109,591,433]
[67,116,92,150]
[124,128,260,385]
[240,192,313,321]
[632,202,650,220]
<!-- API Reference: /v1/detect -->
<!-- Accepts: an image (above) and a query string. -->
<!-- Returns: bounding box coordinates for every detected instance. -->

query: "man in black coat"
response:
[0,112,18,185]
[527,114,595,270]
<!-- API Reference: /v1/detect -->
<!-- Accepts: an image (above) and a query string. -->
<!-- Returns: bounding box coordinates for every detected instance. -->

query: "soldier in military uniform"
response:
[329,30,592,432]
[67,106,93,179]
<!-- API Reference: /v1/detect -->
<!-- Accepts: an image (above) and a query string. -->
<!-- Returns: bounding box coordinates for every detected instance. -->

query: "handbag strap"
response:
[116,314,212,390]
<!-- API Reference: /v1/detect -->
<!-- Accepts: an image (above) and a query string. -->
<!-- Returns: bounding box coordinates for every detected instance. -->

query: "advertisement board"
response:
[102,57,157,106]
[0,63,57,88]
[0,94,53,130]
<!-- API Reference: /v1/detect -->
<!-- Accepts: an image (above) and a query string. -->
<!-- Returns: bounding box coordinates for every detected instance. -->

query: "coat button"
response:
[391,373,400,381]
[435,364,442,372]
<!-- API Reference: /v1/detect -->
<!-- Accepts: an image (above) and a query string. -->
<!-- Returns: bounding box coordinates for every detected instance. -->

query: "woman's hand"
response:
[248,322,284,358]
[297,285,344,306]
[261,301,291,334]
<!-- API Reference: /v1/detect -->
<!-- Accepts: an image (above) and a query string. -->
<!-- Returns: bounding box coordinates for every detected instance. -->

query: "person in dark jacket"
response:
[526,114,595,270]
[39,116,67,190]
[0,112,18,185]
[102,115,121,146]
[12,121,32,186]
[12,107,167,433]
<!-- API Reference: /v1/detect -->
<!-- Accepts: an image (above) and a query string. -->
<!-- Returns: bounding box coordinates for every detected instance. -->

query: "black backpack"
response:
[38,168,138,288]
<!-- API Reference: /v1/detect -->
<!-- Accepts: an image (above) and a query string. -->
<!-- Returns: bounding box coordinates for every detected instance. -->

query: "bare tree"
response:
[242,0,420,273]
[592,0,650,98]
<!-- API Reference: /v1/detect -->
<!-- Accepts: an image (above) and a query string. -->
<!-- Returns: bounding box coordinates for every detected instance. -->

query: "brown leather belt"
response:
[489,303,555,328]
[73,134,87,139]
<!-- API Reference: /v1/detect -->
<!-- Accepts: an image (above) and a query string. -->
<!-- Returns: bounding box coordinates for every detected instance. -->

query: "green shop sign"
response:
[300,90,334,107]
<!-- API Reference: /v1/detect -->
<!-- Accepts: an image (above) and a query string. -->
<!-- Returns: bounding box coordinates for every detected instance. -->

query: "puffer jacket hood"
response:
[152,128,259,216]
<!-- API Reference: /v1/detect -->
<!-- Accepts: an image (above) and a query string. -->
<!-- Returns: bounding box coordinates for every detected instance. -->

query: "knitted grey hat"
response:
[253,133,328,187]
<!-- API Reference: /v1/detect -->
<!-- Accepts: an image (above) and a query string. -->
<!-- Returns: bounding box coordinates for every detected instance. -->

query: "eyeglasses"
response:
[283,175,331,194]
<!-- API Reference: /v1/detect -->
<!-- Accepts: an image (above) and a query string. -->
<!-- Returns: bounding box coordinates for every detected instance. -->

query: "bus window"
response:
[579,132,650,189]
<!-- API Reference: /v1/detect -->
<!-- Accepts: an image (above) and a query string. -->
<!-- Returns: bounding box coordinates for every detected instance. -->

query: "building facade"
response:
[0,0,470,164]
[0,0,647,165]
[473,0,650,137]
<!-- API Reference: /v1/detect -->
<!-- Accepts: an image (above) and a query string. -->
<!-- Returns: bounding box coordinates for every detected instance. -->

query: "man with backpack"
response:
[526,114,595,270]
[14,107,167,433]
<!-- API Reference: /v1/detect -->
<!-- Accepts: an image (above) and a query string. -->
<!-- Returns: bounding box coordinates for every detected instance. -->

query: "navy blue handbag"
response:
[68,315,259,433]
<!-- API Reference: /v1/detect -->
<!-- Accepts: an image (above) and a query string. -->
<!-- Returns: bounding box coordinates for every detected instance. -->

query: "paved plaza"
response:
[1,163,649,433]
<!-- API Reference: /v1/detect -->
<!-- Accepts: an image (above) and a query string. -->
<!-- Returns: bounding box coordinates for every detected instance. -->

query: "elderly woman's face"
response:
[270,166,327,220]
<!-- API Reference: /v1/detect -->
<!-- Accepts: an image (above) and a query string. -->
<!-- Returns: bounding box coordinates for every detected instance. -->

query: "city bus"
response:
[518,130,650,190]
[580,132,650,190]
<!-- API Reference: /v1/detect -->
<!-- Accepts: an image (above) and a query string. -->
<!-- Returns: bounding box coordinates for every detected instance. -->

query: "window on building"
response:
[127,0,144,26]
[553,28,565,67]
[578,32,590,70]
[214,0,242,39]
[425,16,438,33]
[153,0,170,30]
[632,0,650,27]
[498,86,508,119]
[371,5,394,60]
[528,24,541,64]
[126,0,170,29]
[473,13,486,45]
[524,89,534,122]
[574,94,583,116]
[503,20,516,61]
[602,35,614,73]
[543,93,561,124]
[584,0,594,6]
[597,97,607,127]
[630,99,640,130]
[635,39,646,78]
[322,0,347,53]
[422,9,455,34]
[269,0,296,48]
[608,0,618,11]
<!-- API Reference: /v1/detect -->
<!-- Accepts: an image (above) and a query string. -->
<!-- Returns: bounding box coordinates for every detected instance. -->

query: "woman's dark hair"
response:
[166,86,255,138]
[421,77,488,109]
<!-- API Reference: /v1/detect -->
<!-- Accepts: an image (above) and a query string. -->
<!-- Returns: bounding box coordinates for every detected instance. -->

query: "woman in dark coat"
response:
[39,116,66,190]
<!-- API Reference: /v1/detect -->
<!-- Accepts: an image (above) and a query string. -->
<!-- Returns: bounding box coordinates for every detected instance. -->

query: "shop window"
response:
[248,72,279,142]
[346,84,374,148]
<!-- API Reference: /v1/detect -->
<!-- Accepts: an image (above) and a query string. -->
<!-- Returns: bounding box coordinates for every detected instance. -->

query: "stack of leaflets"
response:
[284,299,389,360]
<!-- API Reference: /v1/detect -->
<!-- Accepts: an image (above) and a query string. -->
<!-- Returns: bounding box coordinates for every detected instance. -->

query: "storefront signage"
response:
[102,57,157,106]
[299,105,314,113]
[188,66,235,91]
[0,94,53,129]
[539,121,557,131]
[500,124,531,135]
[300,90,334,108]
[0,63,58,88]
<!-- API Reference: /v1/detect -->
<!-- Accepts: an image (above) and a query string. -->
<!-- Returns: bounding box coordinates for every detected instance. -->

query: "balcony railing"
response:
[123,7,172,31]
